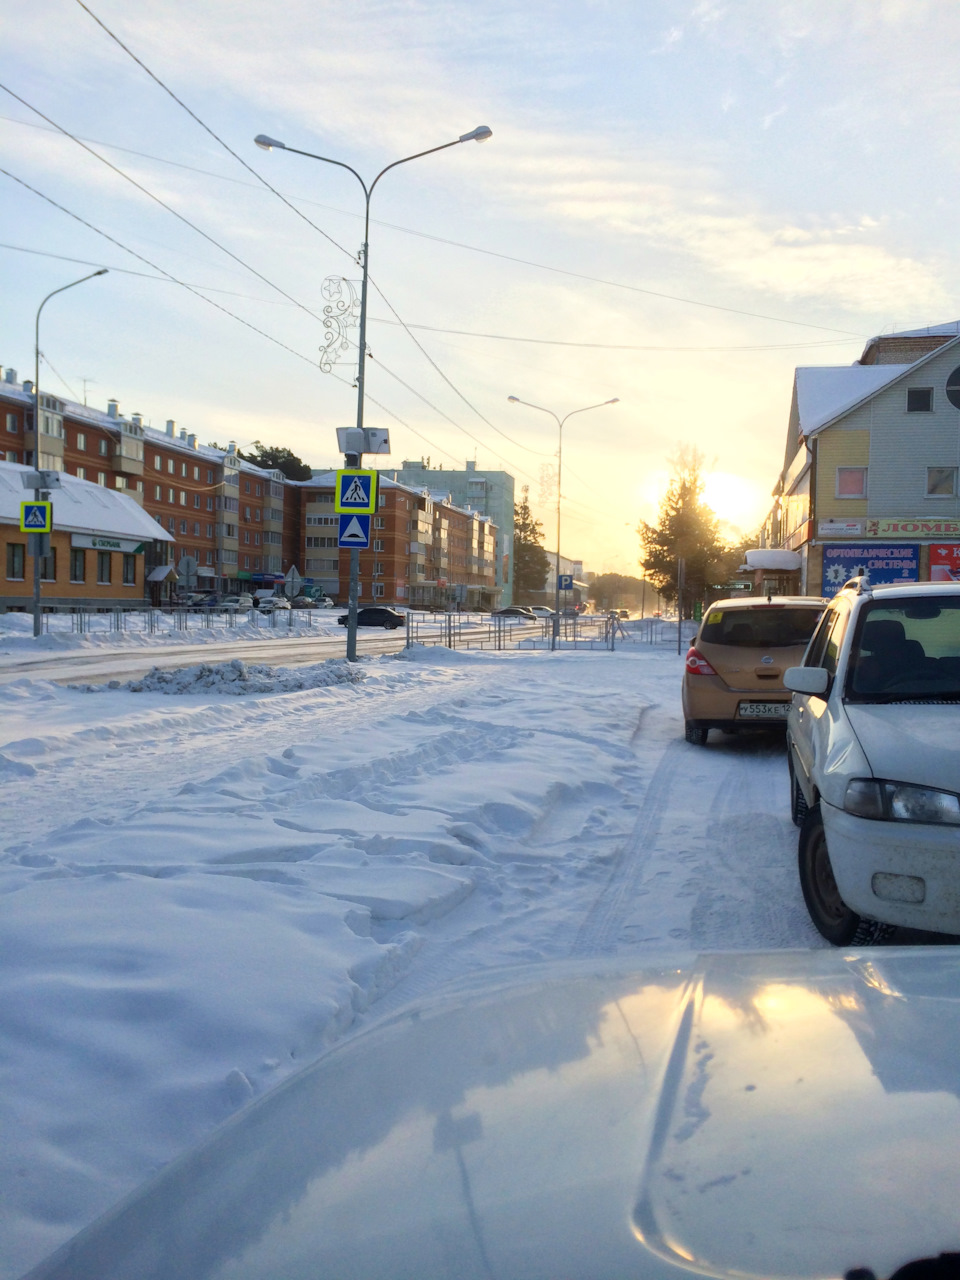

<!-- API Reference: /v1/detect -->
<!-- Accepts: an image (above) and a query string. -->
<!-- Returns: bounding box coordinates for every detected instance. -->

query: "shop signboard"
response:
[821,543,919,598]
[930,544,960,582]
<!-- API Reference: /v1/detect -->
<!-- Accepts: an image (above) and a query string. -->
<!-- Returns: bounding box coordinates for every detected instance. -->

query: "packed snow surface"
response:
[2,639,823,1277]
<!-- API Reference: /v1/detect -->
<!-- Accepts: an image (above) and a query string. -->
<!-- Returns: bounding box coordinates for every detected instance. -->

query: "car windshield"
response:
[846,597,960,702]
[698,605,823,648]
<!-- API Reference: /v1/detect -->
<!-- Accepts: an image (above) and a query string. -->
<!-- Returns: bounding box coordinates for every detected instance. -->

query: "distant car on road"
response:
[527,606,555,618]
[493,606,538,620]
[338,606,405,630]
[221,594,254,611]
[682,595,826,745]
[257,595,291,613]
[785,579,960,945]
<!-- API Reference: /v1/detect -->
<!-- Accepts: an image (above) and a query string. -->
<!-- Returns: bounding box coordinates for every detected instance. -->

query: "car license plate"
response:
[738,702,788,719]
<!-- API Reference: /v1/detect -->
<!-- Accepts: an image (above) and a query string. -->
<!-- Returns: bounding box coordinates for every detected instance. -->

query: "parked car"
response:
[682,595,826,745]
[220,594,254,610]
[493,605,538,620]
[25,947,960,1280]
[527,606,555,618]
[257,594,291,612]
[784,579,960,945]
[338,606,405,629]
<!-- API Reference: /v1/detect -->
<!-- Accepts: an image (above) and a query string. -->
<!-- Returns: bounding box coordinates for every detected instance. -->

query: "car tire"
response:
[684,720,708,746]
[798,806,892,946]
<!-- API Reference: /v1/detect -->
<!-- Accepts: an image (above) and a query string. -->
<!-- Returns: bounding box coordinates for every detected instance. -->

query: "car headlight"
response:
[843,778,960,825]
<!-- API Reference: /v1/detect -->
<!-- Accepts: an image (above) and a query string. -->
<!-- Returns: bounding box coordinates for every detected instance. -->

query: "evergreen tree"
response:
[239,440,313,481]
[638,446,727,617]
[587,573,651,610]
[513,486,551,599]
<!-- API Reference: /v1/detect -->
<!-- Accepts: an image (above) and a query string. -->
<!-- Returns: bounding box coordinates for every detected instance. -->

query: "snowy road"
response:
[2,641,820,1276]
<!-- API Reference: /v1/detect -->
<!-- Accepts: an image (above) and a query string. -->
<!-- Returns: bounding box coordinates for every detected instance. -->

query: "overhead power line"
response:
[0,82,329,325]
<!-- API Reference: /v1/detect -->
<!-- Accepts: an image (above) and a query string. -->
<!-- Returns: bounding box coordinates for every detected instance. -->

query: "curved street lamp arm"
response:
[274,146,369,199]
[559,398,619,428]
[505,397,561,430]
[36,269,108,345]
[369,137,464,199]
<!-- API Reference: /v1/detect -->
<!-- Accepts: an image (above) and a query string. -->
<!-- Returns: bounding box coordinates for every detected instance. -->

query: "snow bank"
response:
[85,656,366,696]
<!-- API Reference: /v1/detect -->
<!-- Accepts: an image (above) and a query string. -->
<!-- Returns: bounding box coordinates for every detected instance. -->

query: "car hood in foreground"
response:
[846,703,960,794]
[23,949,960,1280]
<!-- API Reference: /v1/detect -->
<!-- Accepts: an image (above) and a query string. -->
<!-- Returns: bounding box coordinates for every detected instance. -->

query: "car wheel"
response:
[798,806,891,946]
[684,720,708,746]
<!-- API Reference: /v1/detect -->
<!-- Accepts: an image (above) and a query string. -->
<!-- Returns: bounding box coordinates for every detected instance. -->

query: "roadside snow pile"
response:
[85,657,366,695]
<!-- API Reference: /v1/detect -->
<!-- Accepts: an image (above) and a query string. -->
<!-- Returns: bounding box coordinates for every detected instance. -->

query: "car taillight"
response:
[685,647,717,676]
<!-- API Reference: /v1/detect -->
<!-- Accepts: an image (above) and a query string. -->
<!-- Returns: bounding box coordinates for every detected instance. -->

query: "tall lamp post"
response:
[507,395,618,650]
[254,126,492,661]
[31,268,108,637]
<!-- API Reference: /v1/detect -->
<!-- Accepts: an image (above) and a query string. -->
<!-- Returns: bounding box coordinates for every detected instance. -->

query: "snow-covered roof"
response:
[865,320,960,342]
[795,364,912,436]
[0,462,174,542]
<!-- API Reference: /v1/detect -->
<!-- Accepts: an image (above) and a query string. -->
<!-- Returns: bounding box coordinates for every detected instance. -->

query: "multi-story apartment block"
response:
[379,459,515,604]
[294,474,499,607]
[768,321,960,596]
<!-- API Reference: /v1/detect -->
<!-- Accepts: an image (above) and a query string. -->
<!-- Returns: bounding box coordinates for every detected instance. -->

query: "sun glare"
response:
[701,472,767,531]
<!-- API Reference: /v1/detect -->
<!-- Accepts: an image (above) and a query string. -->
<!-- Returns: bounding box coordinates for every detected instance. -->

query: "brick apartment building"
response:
[1,367,502,609]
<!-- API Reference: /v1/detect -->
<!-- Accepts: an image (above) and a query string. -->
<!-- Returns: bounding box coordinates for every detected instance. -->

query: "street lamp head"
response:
[459,125,493,143]
[606,398,620,405]
[507,395,520,403]
[94,268,108,277]
[254,134,286,151]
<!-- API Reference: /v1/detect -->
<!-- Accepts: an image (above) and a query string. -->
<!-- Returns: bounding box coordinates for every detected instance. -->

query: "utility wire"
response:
[73,0,354,263]
[38,351,81,402]
[0,82,329,325]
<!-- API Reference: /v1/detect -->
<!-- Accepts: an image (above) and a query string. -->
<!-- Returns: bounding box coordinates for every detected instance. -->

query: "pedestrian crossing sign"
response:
[20,501,52,533]
[335,469,378,514]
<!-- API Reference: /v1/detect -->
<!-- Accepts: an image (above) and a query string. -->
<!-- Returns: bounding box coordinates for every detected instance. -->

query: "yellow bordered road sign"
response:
[20,501,52,533]
[335,469,378,514]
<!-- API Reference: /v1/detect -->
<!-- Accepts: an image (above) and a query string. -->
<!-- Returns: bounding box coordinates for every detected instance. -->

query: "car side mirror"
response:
[783,666,829,697]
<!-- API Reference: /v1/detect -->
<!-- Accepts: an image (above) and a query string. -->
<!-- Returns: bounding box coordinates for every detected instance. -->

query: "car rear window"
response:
[699,606,823,648]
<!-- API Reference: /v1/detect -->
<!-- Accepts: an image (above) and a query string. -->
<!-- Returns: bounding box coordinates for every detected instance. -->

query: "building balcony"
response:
[112,452,144,478]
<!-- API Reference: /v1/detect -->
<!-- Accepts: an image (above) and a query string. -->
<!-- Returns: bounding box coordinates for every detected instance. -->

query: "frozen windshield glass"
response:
[699,606,823,648]
[847,598,960,702]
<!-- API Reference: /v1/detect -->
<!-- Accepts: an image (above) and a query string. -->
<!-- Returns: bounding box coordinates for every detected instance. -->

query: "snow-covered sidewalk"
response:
[1,644,813,1277]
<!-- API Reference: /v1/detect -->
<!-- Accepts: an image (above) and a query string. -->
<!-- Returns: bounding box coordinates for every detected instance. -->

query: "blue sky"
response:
[2,0,959,572]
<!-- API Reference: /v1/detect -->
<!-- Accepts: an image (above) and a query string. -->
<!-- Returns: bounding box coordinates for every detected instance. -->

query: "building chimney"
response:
[187,433,197,449]
[165,419,176,437]
[107,399,119,418]
[179,428,187,441]
[22,380,33,395]
[131,413,142,427]
[227,440,237,455]
[3,368,16,384]
[466,460,476,471]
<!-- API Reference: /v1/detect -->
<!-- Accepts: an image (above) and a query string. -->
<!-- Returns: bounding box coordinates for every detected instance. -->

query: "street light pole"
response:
[254,127,492,661]
[31,269,108,637]
[507,395,618,651]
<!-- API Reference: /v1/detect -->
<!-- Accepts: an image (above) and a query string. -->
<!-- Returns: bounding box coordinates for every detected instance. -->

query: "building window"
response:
[39,548,56,581]
[136,480,144,492]
[168,517,175,532]
[97,551,111,583]
[254,533,261,546]
[907,388,933,412]
[154,484,162,499]
[243,555,250,569]
[69,548,86,582]
[154,454,162,469]
[244,481,250,494]
[180,519,188,534]
[927,467,958,497]
[836,467,867,499]
[206,523,214,537]
[374,517,385,528]
[97,472,107,486]
[373,539,385,551]
[98,439,110,456]
[255,484,262,497]
[166,488,174,503]
[244,506,251,519]
[243,531,250,544]
[115,475,126,489]
[5,413,18,433]
[373,562,384,575]
[373,583,385,598]
[194,494,201,509]
[181,462,187,477]
[122,554,136,585]
[5,450,17,463]
[165,459,173,474]
[193,466,200,480]
[76,431,86,450]
[206,550,214,565]
[180,490,187,505]
[6,542,25,580]
[76,466,86,480]
[379,494,386,507]
[206,497,214,511]
[193,522,200,535]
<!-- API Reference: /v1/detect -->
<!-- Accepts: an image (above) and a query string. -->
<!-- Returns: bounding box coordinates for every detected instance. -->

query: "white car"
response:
[785,579,960,944]
[527,605,555,618]
[23,948,960,1280]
